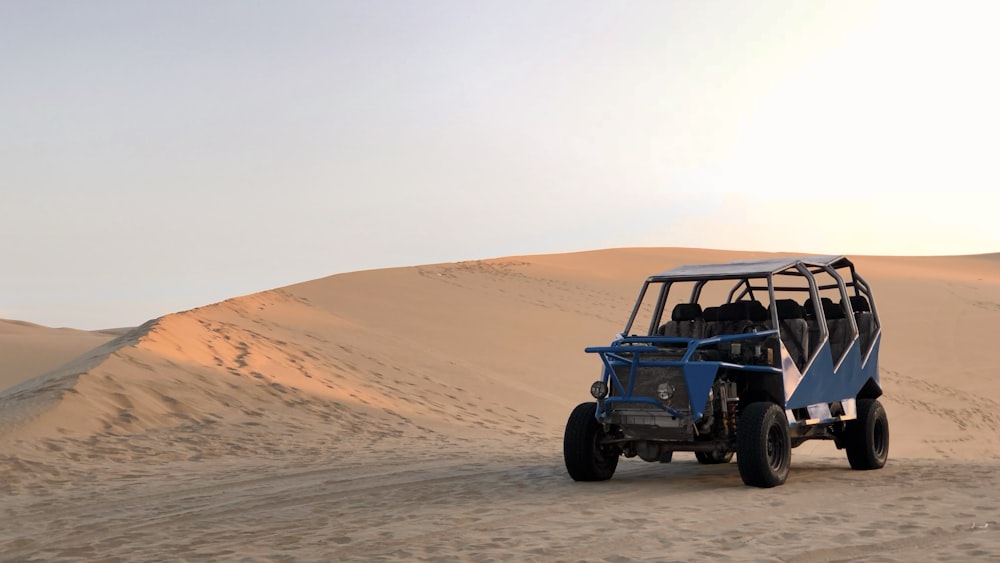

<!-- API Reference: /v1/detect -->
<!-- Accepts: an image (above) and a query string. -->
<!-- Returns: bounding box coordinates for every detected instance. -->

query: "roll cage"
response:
[621,255,881,369]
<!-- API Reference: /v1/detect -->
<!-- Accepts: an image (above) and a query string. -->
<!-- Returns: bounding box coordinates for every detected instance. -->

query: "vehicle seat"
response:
[702,306,722,338]
[713,301,771,364]
[804,297,833,356]
[843,295,876,357]
[771,299,810,370]
[817,298,854,363]
[657,303,705,339]
[718,301,769,334]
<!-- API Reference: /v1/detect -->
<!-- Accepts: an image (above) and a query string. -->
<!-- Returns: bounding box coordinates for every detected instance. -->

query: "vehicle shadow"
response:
[567,455,891,492]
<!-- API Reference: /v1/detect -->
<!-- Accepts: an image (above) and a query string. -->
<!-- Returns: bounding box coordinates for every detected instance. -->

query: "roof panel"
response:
[650,255,845,279]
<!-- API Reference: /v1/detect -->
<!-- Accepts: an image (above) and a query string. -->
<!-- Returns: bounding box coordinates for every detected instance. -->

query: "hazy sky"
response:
[2,1,999,329]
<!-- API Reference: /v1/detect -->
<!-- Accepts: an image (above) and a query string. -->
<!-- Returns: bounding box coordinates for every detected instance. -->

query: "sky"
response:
[2,1,999,329]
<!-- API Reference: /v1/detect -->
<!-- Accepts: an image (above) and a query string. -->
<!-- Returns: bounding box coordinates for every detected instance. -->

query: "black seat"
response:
[843,295,876,357]
[772,299,810,370]
[806,297,853,363]
[702,306,722,337]
[658,303,705,339]
[775,298,805,319]
[712,301,771,364]
[804,297,831,356]
[718,301,769,335]
[804,297,834,318]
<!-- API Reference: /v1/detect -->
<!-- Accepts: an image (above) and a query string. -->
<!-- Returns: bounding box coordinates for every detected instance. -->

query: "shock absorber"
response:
[718,381,730,435]
[722,381,739,439]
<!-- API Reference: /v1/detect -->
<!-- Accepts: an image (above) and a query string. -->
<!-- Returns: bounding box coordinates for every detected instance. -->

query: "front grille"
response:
[610,351,690,412]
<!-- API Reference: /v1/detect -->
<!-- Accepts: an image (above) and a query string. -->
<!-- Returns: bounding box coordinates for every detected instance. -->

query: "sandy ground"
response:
[2,248,1000,561]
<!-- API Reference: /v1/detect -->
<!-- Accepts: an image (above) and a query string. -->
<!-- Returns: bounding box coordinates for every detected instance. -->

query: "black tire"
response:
[563,402,619,481]
[736,402,791,488]
[695,450,734,464]
[845,398,889,470]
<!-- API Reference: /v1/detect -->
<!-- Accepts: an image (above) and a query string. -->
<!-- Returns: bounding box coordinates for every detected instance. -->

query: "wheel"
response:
[736,402,791,488]
[563,402,619,481]
[845,398,889,470]
[695,450,734,464]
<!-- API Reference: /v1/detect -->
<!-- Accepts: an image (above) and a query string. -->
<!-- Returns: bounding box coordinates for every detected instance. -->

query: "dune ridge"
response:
[0,319,124,393]
[3,248,1000,560]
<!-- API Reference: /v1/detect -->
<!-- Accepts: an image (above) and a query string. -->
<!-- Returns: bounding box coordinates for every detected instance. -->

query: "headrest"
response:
[719,301,768,322]
[775,299,804,320]
[823,298,845,319]
[805,297,842,319]
[844,295,871,313]
[747,300,770,322]
[671,303,703,322]
[703,306,721,322]
[718,303,743,322]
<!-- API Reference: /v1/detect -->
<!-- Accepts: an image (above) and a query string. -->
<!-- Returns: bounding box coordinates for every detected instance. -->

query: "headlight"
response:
[657,382,675,401]
[590,380,609,399]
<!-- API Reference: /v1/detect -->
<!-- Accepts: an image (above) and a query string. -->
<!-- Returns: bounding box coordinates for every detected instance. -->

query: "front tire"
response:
[736,402,791,488]
[695,450,734,464]
[845,398,889,470]
[564,402,619,481]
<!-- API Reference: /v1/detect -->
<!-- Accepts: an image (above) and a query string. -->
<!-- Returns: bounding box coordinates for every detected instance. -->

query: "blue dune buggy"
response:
[563,256,888,488]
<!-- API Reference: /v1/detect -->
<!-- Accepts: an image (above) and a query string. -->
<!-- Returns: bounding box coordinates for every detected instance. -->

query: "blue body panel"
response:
[589,329,880,420]
[786,332,881,409]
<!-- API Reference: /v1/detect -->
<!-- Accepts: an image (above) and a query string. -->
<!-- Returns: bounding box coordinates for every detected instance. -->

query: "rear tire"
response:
[564,402,619,481]
[845,399,889,470]
[736,402,791,488]
[695,450,734,464]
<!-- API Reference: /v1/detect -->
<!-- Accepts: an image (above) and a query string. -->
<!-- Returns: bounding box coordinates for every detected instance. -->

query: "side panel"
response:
[859,332,882,395]
[683,362,721,420]
[779,341,805,400]
[785,333,878,409]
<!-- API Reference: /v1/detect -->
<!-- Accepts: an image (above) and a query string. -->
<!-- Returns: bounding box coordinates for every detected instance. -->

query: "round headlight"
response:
[657,382,675,402]
[590,380,609,399]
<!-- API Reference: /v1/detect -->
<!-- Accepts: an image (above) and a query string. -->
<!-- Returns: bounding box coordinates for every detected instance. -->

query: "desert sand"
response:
[2,247,1000,561]
[0,320,123,393]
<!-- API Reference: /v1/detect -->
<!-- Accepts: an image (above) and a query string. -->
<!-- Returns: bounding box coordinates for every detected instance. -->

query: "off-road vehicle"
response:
[563,256,888,488]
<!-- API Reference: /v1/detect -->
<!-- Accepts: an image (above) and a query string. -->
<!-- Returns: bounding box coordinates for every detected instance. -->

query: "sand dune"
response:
[0,319,125,393]
[2,248,1000,561]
